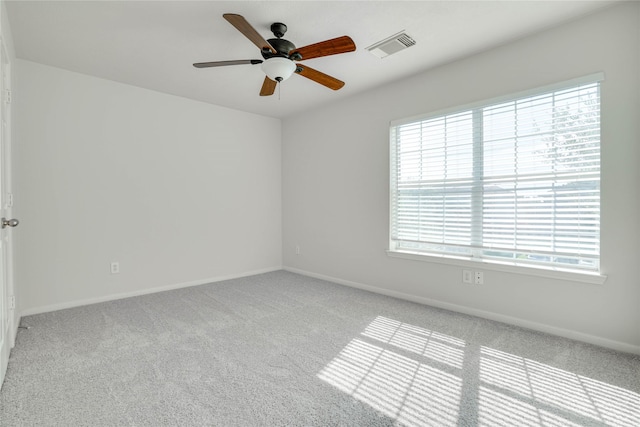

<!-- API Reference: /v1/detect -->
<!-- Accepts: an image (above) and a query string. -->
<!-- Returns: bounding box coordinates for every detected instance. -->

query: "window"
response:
[390,76,602,273]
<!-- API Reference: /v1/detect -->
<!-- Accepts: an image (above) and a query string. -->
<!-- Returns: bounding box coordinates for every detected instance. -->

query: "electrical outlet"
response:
[110,262,120,274]
[462,270,473,284]
[295,245,301,255]
[474,271,484,285]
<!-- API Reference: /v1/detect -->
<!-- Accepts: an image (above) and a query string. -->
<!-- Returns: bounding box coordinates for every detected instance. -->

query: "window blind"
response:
[390,77,601,272]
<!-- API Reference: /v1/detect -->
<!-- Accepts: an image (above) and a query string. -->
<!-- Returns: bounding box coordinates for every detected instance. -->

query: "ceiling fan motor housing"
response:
[262,38,297,59]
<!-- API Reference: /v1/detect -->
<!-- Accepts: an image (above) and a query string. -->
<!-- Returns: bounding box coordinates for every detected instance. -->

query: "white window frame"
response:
[388,74,606,284]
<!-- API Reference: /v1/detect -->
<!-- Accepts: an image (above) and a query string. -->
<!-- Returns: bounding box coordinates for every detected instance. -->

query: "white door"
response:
[0,39,16,389]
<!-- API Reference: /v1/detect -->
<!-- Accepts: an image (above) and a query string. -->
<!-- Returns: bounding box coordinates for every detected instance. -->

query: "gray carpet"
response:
[0,270,638,426]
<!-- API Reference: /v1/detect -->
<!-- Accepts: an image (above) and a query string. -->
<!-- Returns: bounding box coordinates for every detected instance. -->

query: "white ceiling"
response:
[6,1,616,119]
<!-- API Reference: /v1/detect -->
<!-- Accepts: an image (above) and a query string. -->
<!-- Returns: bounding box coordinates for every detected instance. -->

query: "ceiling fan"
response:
[193,14,356,96]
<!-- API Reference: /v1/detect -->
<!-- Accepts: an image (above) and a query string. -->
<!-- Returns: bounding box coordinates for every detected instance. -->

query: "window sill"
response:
[386,250,607,285]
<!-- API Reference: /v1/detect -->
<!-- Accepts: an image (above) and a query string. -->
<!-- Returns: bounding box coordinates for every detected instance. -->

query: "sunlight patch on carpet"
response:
[318,315,640,426]
[317,316,464,426]
[479,346,640,427]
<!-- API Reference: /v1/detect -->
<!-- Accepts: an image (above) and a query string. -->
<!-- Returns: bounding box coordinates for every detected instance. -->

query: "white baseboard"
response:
[284,266,640,356]
[20,266,282,317]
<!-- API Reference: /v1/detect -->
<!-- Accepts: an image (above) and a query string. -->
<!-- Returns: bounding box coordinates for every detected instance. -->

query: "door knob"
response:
[1,218,19,228]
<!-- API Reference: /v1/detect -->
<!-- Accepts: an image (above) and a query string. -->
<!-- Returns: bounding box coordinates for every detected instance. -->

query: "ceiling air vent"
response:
[366,31,416,59]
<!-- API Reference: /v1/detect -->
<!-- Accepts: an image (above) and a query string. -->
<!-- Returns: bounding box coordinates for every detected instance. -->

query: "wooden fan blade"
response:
[193,59,262,68]
[295,64,345,90]
[260,76,277,96]
[223,14,276,53]
[290,36,355,61]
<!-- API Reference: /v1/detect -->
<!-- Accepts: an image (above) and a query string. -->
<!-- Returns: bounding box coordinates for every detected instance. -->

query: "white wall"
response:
[282,3,640,352]
[14,61,282,314]
[1,1,14,60]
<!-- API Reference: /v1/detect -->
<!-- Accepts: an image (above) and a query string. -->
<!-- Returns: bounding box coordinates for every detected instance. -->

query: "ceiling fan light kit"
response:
[261,57,296,82]
[193,13,356,96]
